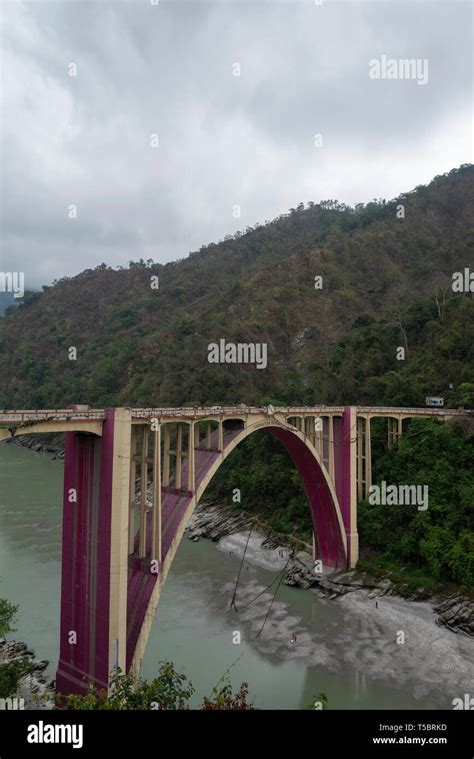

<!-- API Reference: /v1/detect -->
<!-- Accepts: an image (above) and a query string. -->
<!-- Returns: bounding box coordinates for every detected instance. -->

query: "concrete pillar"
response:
[187,423,195,491]
[194,423,200,448]
[108,408,132,678]
[163,424,170,486]
[314,417,320,455]
[343,406,358,568]
[328,415,335,482]
[128,426,137,554]
[152,425,161,562]
[218,420,224,451]
[312,416,318,449]
[365,416,372,498]
[398,416,403,441]
[139,425,148,558]
[206,422,211,450]
[388,417,395,449]
[176,425,182,490]
[357,416,363,501]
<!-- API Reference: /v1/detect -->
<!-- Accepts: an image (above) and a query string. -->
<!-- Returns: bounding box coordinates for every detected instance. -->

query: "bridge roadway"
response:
[0,404,467,428]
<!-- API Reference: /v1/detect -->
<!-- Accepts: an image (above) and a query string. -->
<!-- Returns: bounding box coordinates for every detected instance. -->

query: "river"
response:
[0,443,473,709]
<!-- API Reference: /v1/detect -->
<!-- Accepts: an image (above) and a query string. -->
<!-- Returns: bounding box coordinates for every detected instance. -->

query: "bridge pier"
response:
[55,408,131,697]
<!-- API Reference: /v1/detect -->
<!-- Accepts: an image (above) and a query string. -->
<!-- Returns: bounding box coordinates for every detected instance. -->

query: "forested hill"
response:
[1,164,473,409]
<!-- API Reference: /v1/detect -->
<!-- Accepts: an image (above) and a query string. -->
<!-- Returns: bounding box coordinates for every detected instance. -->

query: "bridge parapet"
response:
[356,406,467,417]
[0,405,467,427]
[0,409,106,425]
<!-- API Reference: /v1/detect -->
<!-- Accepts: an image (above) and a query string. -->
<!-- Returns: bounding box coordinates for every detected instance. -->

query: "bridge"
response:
[0,404,466,697]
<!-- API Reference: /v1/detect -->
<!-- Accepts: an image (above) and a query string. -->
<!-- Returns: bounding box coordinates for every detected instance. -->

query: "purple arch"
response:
[126,421,348,670]
[268,427,347,568]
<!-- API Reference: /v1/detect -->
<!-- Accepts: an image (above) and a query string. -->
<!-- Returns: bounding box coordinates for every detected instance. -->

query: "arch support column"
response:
[357,416,363,501]
[365,417,372,498]
[342,406,358,568]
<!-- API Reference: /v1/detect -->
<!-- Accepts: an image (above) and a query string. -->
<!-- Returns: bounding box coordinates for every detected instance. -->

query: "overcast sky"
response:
[1,0,472,290]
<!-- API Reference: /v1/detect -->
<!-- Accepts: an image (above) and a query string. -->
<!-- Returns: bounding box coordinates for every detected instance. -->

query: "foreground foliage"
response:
[60,662,255,710]
[0,597,35,699]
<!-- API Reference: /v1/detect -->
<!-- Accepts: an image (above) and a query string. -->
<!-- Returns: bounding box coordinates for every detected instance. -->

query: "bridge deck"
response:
[0,405,468,428]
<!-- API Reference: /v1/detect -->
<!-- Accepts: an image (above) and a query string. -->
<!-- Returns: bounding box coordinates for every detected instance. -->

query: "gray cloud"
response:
[1,0,472,290]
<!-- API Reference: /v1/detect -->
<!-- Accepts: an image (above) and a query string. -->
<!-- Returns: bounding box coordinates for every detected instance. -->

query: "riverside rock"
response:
[0,638,55,709]
[434,595,474,636]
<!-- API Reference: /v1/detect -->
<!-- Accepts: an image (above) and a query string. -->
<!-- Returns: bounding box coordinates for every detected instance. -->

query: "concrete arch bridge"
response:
[0,404,465,696]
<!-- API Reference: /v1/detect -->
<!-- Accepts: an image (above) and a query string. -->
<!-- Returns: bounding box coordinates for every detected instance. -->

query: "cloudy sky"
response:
[1,0,472,290]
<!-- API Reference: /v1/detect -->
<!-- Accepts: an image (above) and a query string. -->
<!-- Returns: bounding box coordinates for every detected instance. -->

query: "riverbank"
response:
[186,501,474,637]
[185,502,474,704]
[8,435,64,460]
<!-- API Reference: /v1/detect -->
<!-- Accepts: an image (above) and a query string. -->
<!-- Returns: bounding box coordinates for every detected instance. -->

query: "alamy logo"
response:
[452,694,474,710]
[27,720,83,749]
[207,339,267,369]
[369,55,429,85]
[368,481,428,511]
[0,271,25,299]
[0,697,25,709]
[452,268,474,292]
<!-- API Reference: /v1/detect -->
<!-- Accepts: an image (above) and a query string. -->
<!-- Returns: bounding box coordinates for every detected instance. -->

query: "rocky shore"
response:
[0,639,55,709]
[8,435,64,460]
[186,501,474,637]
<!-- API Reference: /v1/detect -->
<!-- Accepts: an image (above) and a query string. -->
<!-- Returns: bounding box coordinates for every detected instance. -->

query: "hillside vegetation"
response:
[0,164,472,588]
[0,164,473,409]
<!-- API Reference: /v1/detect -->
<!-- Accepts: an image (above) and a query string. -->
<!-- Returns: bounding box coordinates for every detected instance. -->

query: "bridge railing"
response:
[129,405,347,419]
[356,406,467,416]
[0,409,106,424]
[0,406,468,426]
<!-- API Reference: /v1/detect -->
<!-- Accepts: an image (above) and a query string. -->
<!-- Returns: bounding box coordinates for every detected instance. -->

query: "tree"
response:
[0,597,35,699]
[0,598,17,637]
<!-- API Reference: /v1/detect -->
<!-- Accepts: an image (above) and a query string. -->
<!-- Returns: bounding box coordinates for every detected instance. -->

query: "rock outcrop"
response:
[433,595,474,636]
[9,436,64,460]
[0,639,55,709]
